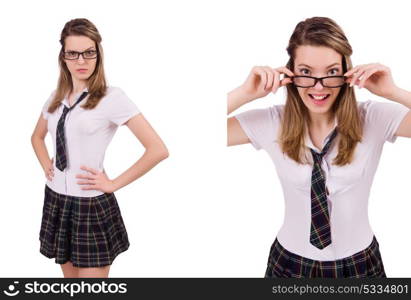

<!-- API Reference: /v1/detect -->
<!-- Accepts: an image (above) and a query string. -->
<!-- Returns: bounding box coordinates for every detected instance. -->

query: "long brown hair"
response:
[48,18,107,113]
[280,17,362,166]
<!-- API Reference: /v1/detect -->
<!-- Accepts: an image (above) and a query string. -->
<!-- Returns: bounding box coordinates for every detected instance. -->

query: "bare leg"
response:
[61,261,79,278]
[77,265,111,278]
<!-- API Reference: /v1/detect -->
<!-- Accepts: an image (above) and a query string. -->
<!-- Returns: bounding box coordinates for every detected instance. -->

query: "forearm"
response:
[31,136,52,171]
[386,87,411,109]
[227,86,253,115]
[111,147,169,191]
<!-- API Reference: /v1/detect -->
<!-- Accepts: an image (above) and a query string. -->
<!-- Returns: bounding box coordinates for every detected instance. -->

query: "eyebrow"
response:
[297,63,340,69]
[66,46,96,52]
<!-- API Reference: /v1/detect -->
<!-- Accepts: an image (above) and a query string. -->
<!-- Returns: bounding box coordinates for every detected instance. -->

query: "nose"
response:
[77,54,85,64]
[313,79,324,90]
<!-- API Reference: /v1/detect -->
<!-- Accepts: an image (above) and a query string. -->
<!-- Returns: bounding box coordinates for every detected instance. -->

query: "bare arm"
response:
[227,116,250,146]
[31,114,54,180]
[388,87,411,138]
[109,113,169,191]
[227,66,293,147]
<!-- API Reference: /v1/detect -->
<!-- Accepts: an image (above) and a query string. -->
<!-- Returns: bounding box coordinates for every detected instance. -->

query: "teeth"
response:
[310,94,328,100]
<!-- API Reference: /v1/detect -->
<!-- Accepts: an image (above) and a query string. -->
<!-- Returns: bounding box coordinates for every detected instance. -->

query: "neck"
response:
[71,78,88,94]
[308,112,335,130]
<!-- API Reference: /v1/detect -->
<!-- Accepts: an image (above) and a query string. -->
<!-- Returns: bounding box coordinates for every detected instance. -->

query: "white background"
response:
[0,0,410,277]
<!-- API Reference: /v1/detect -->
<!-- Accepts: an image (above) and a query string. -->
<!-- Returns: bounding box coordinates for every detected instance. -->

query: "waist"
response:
[45,184,114,200]
[274,234,380,263]
[276,225,375,261]
[46,170,105,197]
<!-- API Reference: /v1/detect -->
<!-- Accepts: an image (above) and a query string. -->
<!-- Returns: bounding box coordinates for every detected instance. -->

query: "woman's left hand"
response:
[76,166,117,193]
[344,63,398,99]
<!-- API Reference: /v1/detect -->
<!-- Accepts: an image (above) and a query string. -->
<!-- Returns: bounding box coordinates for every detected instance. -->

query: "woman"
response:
[31,18,169,278]
[227,17,411,277]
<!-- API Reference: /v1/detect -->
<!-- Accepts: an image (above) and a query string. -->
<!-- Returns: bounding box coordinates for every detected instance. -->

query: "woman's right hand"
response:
[44,158,54,181]
[239,66,295,102]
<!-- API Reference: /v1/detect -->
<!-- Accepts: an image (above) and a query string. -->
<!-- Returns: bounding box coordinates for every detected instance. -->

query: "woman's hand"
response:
[240,66,295,102]
[76,166,117,193]
[344,63,398,98]
[44,158,54,181]
[227,66,294,114]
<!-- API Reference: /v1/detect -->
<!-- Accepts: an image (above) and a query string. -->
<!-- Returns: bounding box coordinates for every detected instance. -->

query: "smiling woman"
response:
[292,48,345,107]
[30,18,169,278]
[227,16,411,278]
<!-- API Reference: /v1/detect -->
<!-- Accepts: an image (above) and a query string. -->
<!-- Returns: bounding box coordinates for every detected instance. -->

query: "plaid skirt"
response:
[39,184,130,268]
[265,236,386,278]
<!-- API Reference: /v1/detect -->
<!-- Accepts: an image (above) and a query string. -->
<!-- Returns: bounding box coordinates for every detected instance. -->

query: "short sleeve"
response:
[363,100,409,143]
[41,90,56,120]
[106,87,141,126]
[234,105,282,150]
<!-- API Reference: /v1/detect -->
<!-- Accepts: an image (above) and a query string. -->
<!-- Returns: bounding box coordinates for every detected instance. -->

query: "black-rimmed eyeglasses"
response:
[62,50,98,60]
[291,75,347,88]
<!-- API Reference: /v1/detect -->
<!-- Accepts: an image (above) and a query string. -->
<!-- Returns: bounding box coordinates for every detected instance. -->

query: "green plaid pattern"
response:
[55,92,88,171]
[309,128,338,249]
[265,236,386,278]
[39,184,130,267]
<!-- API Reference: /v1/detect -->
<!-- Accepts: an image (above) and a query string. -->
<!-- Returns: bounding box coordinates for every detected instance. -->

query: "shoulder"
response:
[357,99,409,143]
[43,89,57,108]
[235,104,284,124]
[357,99,381,114]
[98,86,140,121]
[265,104,284,120]
[46,89,57,102]
[104,86,127,98]
[50,89,57,97]
[99,86,134,105]
[234,104,283,149]
[357,99,408,120]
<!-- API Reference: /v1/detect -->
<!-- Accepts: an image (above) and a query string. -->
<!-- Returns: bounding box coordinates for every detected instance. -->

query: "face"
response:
[293,45,344,118]
[63,35,97,84]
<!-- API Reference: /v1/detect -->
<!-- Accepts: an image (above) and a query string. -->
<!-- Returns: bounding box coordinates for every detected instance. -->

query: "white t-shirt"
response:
[235,100,409,261]
[41,86,141,197]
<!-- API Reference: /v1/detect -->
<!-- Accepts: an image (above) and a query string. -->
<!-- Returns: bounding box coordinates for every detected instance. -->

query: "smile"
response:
[308,94,330,101]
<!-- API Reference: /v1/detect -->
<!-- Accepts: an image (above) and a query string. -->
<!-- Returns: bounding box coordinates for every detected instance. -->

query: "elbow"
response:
[31,134,38,146]
[147,145,169,162]
[31,132,45,145]
[157,147,169,161]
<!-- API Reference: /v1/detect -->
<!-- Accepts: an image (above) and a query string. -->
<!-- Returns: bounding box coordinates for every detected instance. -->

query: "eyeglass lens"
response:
[293,76,345,87]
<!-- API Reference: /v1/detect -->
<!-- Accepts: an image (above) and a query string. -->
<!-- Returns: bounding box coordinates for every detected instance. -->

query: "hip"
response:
[265,235,386,278]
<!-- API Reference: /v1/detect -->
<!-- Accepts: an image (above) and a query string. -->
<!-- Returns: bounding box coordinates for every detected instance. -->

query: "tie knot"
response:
[62,105,70,115]
[310,149,324,163]
[310,128,338,163]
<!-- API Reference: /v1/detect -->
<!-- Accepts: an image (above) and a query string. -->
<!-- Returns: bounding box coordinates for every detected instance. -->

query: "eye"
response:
[83,50,96,58]
[64,51,78,58]
[299,68,310,75]
[329,68,339,75]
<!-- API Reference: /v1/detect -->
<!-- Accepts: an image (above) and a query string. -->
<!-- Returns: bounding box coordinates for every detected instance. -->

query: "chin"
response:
[75,74,91,81]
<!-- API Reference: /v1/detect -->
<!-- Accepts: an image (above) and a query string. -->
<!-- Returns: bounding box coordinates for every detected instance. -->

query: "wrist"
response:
[111,178,120,193]
[42,160,52,172]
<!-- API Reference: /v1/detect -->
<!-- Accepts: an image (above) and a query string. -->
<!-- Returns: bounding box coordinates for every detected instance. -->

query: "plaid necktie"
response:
[55,91,88,171]
[309,128,338,250]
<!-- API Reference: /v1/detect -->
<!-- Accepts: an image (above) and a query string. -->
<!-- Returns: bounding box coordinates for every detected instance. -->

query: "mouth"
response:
[308,93,331,105]
[76,69,88,72]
